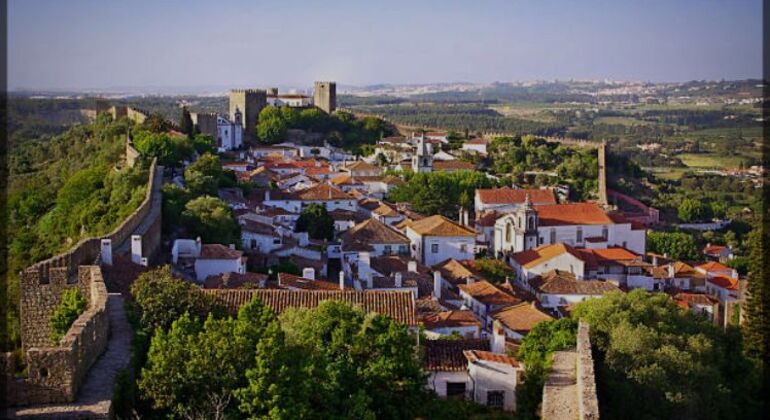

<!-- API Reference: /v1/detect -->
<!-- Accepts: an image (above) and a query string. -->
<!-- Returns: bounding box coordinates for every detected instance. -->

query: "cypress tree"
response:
[179,106,193,138]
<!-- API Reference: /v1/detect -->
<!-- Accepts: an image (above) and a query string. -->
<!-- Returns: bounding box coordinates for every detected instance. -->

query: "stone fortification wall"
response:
[21,158,160,287]
[3,266,109,406]
[541,321,600,420]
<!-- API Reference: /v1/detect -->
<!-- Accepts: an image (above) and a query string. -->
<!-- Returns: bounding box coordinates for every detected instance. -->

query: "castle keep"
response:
[314,81,337,114]
[229,89,267,141]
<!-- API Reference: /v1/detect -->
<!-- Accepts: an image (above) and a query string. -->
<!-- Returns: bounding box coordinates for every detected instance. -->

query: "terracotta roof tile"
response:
[408,215,475,237]
[199,244,243,260]
[464,350,520,368]
[476,187,556,205]
[204,289,417,325]
[536,202,613,226]
[458,280,521,306]
[340,219,409,252]
[204,272,268,289]
[528,270,621,295]
[423,339,489,371]
[707,275,740,290]
[433,160,475,172]
[422,310,481,329]
[491,302,553,334]
[278,272,341,290]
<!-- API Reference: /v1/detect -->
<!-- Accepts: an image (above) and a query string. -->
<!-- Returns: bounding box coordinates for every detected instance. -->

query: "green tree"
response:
[516,318,577,419]
[294,203,334,241]
[133,131,194,167]
[192,133,217,155]
[160,184,192,233]
[49,288,87,343]
[179,106,194,138]
[257,107,287,144]
[743,227,770,394]
[130,265,222,332]
[647,231,700,261]
[139,297,292,419]
[184,153,223,196]
[181,196,241,245]
[278,301,429,419]
[572,289,760,420]
[678,198,711,223]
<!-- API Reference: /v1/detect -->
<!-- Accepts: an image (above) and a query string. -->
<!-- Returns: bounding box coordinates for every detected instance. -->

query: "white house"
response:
[424,339,488,400]
[524,269,621,310]
[457,280,521,328]
[464,349,522,411]
[194,244,246,282]
[494,201,646,257]
[405,215,476,266]
[239,218,282,253]
[339,218,410,258]
[263,183,357,213]
[488,301,553,341]
[421,310,482,339]
[697,262,741,303]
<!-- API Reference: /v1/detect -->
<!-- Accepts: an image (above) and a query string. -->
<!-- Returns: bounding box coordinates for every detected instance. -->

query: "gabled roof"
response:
[296,183,352,201]
[511,243,583,269]
[204,289,417,325]
[423,339,489,372]
[421,310,481,329]
[343,160,380,172]
[278,272,340,290]
[703,244,728,255]
[528,270,621,295]
[407,215,475,237]
[199,244,243,260]
[433,160,475,172]
[373,203,400,217]
[240,219,277,236]
[536,202,614,226]
[696,261,732,273]
[464,350,520,368]
[340,219,409,252]
[370,255,430,277]
[476,187,556,205]
[673,292,718,308]
[433,258,477,285]
[491,302,553,334]
[458,280,521,306]
[707,275,740,291]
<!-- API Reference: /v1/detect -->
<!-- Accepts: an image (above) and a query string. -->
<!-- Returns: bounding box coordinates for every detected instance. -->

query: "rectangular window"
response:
[460,244,467,253]
[487,391,504,408]
[250,239,257,249]
[550,229,556,243]
[576,227,583,243]
[384,245,392,254]
[431,243,439,253]
[446,382,466,398]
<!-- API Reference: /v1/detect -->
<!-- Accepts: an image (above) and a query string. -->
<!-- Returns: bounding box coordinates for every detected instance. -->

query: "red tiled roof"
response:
[511,243,582,269]
[408,215,475,237]
[204,272,268,289]
[199,244,243,260]
[491,302,553,334]
[277,272,341,290]
[703,245,727,255]
[423,339,489,372]
[203,289,417,325]
[536,202,613,226]
[696,261,732,273]
[458,280,521,306]
[528,270,621,295]
[340,219,409,252]
[464,350,520,368]
[673,292,718,307]
[476,187,556,205]
[433,160,475,172]
[421,310,481,329]
[707,275,739,291]
[294,184,352,201]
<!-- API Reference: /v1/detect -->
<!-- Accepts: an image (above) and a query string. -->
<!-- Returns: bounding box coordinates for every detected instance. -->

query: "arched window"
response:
[505,223,512,242]
[527,216,535,231]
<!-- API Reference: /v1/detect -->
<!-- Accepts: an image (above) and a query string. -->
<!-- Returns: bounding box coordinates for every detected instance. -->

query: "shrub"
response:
[49,288,87,343]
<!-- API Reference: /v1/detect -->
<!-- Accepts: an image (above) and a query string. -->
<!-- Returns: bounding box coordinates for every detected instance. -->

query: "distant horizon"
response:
[9,0,762,91]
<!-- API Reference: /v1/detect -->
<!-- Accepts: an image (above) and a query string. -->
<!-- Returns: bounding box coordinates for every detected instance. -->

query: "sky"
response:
[7,0,763,91]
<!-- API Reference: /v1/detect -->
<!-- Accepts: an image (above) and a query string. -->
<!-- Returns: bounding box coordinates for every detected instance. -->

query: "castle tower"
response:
[598,141,608,206]
[229,89,267,141]
[411,135,433,173]
[313,81,337,114]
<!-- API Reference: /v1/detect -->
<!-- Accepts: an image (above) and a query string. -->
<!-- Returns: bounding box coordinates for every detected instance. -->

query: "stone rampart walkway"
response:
[8,294,132,419]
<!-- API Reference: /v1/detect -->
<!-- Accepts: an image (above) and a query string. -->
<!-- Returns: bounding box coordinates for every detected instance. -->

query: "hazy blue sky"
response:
[8,0,762,91]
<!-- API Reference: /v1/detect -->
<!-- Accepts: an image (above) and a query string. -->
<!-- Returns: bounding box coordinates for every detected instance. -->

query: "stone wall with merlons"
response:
[2,266,109,406]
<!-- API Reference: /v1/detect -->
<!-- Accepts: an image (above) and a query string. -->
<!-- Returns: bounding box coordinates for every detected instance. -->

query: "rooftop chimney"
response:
[466,276,476,286]
[490,320,506,354]
[667,263,675,278]
[395,272,403,288]
[339,270,345,290]
[408,260,417,273]
[131,235,145,266]
[303,267,315,280]
[433,271,442,299]
[100,239,113,266]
